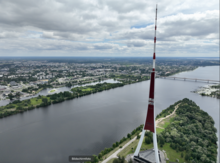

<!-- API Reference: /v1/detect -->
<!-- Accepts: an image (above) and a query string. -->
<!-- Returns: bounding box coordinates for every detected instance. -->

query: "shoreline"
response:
[166,66,198,77]
[0,81,143,118]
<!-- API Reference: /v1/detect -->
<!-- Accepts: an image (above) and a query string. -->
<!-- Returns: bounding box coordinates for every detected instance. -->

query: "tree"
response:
[127,133,131,139]
[114,156,125,163]
[8,93,14,100]
[15,92,21,99]
[17,106,23,110]
[22,88,28,93]
[42,98,48,104]
[66,82,72,87]
[159,137,165,147]
[132,130,136,135]
[120,156,125,163]
[113,159,119,163]
[145,137,151,144]
[91,155,99,163]
[98,153,102,159]
[185,153,190,161]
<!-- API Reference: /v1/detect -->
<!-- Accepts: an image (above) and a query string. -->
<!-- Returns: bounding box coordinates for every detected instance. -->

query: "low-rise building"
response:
[9,81,18,86]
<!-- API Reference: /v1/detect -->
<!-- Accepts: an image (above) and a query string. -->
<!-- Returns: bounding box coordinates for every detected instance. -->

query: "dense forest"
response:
[158,98,217,163]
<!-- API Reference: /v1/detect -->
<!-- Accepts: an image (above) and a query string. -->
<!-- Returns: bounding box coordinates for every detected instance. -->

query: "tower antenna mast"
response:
[134,4,160,163]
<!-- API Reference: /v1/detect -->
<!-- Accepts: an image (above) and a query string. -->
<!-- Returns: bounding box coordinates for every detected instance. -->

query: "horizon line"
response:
[0,56,219,58]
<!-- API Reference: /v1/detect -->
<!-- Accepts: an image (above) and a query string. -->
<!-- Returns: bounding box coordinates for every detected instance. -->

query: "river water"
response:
[0,66,219,163]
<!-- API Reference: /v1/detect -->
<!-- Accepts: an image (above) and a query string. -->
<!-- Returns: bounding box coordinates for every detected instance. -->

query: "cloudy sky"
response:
[0,0,219,57]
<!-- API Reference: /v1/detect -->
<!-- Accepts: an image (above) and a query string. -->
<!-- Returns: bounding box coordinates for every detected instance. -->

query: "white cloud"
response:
[0,0,218,56]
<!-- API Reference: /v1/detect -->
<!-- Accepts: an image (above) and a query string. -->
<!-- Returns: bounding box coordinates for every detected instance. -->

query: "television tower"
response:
[134,4,160,163]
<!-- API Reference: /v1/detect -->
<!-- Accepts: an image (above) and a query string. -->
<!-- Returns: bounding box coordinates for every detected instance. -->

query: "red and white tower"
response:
[134,5,160,163]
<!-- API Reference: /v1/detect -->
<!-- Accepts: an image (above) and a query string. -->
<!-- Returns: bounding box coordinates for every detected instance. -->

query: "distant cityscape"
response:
[0,57,218,101]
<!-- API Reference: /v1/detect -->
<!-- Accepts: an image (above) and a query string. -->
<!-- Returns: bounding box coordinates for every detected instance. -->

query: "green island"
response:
[156,98,217,163]
[198,84,220,99]
[88,98,217,163]
[48,89,57,93]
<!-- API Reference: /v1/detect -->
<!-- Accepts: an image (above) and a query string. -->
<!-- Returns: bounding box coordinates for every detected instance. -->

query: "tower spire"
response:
[144,4,157,132]
[134,4,160,163]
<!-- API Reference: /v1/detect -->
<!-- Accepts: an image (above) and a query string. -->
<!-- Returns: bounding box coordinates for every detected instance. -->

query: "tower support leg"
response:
[134,129,146,156]
[153,108,160,163]
[153,132,160,163]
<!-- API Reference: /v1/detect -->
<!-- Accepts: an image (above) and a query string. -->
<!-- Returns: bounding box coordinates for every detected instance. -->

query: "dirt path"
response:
[156,103,180,127]
[157,126,164,129]
[155,103,180,160]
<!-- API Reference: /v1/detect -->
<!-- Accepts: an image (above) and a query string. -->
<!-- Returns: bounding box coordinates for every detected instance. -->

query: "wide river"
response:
[0,66,219,163]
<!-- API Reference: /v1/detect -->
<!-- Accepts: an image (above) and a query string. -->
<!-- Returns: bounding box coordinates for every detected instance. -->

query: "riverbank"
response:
[0,78,144,118]
[0,73,152,119]
[166,66,198,77]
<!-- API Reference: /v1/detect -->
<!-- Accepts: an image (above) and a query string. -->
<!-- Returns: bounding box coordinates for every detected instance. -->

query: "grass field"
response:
[158,143,186,163]
[117,137,154,158]
[117,139,139,157]
[30,98,42,106]
[113,137,186,163]
[157,115,176,129]
[140,142,154,151]
[82,88,93,91]
[101,134,137,163]
[156,127,164,134]
[71,86,94,93]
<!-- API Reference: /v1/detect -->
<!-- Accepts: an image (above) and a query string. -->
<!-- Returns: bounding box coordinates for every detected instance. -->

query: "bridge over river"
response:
[159,76,220,84]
